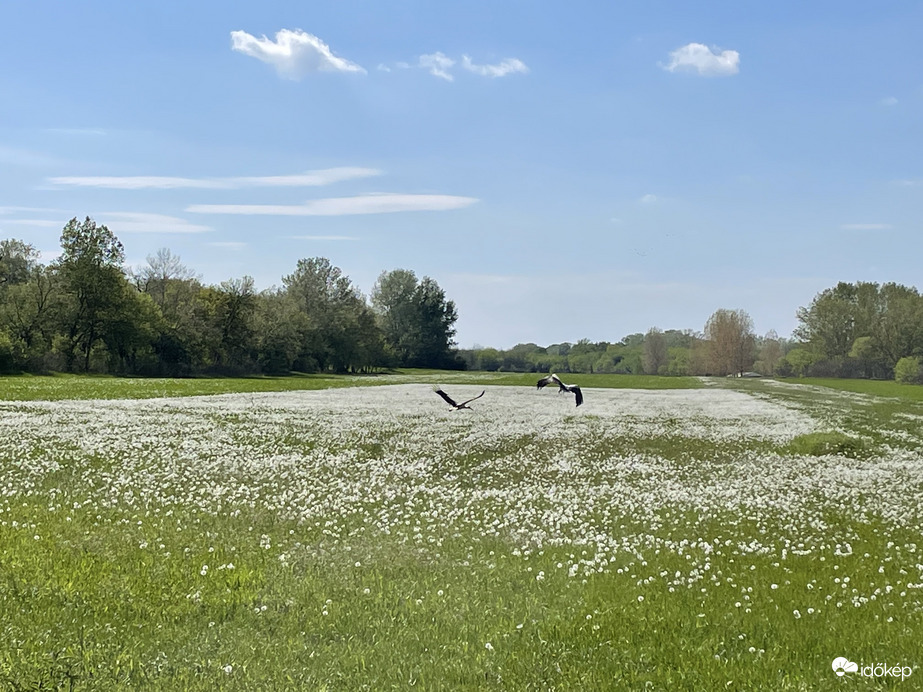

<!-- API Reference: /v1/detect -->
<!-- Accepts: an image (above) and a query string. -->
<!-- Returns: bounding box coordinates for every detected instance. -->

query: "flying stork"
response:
[433,386,486,410]
[536,373,583,407]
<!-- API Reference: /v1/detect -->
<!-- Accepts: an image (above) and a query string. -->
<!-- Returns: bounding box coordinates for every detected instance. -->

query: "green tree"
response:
[283,258,381,372]
[0,239,40,288]
[410,277,460,368]
[371,270,460,369]
[894,356,922,384]
[52,217,131,371]
[371,269,419,366]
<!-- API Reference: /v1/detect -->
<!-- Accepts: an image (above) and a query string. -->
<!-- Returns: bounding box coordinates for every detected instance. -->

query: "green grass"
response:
[1,374,920,689]
[0,370,702,401]
[787,431,871,459]
[780,376,923,402]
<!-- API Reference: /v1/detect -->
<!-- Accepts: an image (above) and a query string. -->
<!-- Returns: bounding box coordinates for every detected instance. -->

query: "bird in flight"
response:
[433,386,486,410]
[536,373,583,407]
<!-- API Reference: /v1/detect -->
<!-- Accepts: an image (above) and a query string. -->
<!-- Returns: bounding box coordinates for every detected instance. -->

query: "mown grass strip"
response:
[780,377,923,402]
[0,371,703,401]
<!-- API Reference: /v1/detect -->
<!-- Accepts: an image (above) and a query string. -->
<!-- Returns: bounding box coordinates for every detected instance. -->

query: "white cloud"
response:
[461,55,529,78]
[48,167,380,190]
[663,43,740,76]
[418,52,456,81]
[377,63,391,73]
[97,212,212,234]
[840,223,892,231]
[230,29,365,79]
[186,193,478,216]
[881,96,898,106]
[639,194,658,204]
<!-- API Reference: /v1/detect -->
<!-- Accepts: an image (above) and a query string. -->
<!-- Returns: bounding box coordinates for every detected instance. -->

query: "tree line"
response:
[458,285,923,384]
[0,218,463,375]
[3,219,922,383]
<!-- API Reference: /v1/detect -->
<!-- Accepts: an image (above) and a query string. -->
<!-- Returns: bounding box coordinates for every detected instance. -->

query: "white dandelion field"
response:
[1,378,921,689]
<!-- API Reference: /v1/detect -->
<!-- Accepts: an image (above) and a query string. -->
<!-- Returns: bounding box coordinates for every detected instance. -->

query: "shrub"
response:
[0,330,15,373]
[894,356,922,384]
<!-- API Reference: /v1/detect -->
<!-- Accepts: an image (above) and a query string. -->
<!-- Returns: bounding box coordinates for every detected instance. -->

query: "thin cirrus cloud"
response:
[186,193,478,216]
[840,223,892,231]
[288,235,357,241]
[663,43,740,76]
[230,29,365,79]
[97,212,212,234]
[206,241,248,249]
[48,168,381,190]
[0,218,62,228]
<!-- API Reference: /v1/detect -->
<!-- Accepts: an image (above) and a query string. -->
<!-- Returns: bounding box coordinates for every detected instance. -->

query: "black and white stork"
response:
[433,386,486,410]
[536,373,583,407]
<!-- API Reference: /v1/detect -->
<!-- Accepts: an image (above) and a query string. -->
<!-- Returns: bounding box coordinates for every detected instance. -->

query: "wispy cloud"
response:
[419,52,456,81]
[288,235,357,241]
[48,167,381,190]
[0,206,70,215]
[880,96,898,106]
[461,55,529,78]
[230,28,365,79]
[639,193,658,204]
[206,241,247,249]
[98,212,212,234]
[840,223,892,231]
[43,127,107,136]
[0,218,61,228]
[663,43,740,76]
[187,193,478,216]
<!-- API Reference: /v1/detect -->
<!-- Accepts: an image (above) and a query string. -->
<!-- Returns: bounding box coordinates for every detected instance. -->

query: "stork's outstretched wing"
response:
[572,386,583,407]
[433,386,458,407]
[458,390,486,407]
[537,374,560,390]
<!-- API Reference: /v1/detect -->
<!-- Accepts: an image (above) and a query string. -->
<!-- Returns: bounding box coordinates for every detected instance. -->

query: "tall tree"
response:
[409,276,460,368]
[371,269,419,365]
[372,270,461,369]
[52,217,131,371]
[642,327,668,375]
[757,329,784,375]
[0,239,40,287]
[133,248,199,310]
[283,258,377,372]
[704,308,756,376]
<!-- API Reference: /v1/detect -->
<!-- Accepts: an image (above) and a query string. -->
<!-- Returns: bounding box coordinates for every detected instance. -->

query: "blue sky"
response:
[1,1,920,348]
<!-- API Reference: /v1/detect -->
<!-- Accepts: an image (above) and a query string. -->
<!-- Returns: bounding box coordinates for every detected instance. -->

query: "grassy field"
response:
[0,371,702,401]
[1,374,921,689]
[779,376,923,402]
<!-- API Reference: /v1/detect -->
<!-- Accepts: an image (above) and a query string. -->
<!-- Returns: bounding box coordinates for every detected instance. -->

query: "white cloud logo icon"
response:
[832,657,858,676]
